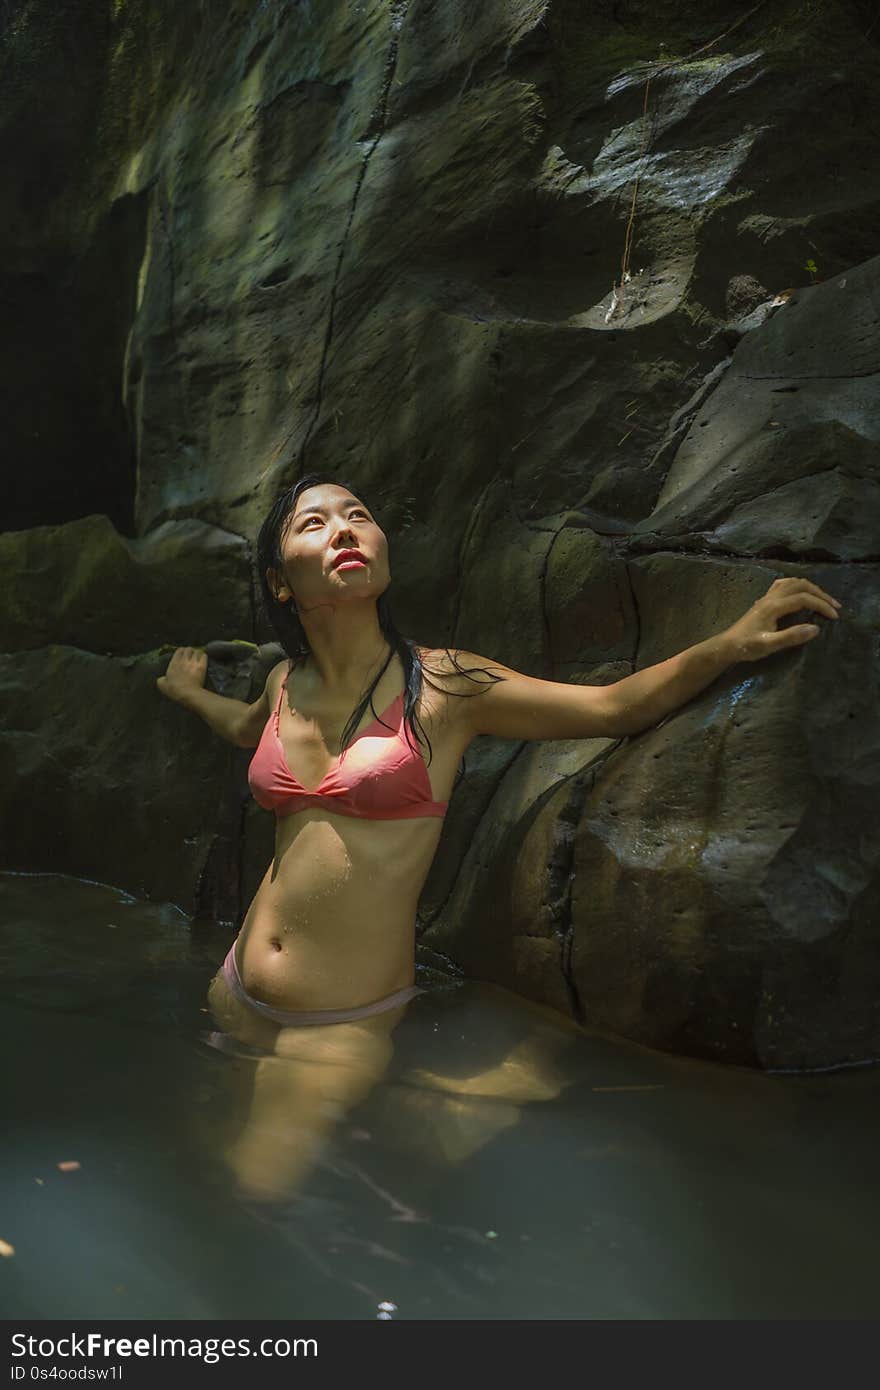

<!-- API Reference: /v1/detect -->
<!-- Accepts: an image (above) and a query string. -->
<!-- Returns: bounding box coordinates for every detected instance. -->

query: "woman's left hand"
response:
[723,576,842,663]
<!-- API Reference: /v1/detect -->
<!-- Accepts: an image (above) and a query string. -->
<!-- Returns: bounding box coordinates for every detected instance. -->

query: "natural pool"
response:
[2,871,878,1321]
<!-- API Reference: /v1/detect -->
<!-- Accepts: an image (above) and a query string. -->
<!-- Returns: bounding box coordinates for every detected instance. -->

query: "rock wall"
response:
[2,0,879,1067]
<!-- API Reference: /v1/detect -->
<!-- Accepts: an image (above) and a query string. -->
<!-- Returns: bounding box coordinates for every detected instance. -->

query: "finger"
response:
[772,577,840,608]
[765,623,820,652]
[794,578,841,608]
[771,591,839,621]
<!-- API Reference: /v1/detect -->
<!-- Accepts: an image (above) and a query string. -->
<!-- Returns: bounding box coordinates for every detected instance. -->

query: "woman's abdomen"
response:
[235,812,442,1011]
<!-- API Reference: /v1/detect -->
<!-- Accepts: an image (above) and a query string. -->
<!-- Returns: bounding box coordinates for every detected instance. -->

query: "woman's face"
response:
[270,483,391,612]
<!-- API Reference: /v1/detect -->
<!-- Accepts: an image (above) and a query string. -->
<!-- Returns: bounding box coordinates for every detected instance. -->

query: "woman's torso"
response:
[236,649,472,1010]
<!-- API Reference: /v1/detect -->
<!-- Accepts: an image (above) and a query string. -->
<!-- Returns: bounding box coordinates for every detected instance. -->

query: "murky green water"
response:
[2,871,878,1320]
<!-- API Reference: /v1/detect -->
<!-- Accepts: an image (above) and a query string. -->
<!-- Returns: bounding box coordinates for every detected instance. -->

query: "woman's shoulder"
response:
[414,645,504,681]
[262,654,294,704]
[412,646,507,730]
[412,645,462,684]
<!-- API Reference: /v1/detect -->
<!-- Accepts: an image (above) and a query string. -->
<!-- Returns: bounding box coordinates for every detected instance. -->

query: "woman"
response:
[157,474,840,1196]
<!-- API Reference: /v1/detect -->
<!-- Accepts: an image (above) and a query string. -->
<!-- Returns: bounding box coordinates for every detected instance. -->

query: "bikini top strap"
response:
[274,662,292,729]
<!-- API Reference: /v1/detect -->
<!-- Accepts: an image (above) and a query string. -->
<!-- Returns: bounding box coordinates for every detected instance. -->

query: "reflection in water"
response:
[214,1019,398,1203]
[203,974,576,1203]
[3,871,880,1320]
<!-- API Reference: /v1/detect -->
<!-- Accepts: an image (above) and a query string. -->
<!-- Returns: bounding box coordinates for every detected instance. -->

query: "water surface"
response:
[2,872,877,1320]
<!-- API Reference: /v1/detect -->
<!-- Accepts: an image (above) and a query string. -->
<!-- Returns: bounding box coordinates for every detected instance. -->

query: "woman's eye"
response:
[300,510,368,529]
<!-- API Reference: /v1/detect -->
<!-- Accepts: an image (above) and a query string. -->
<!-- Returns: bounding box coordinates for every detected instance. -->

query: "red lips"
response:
[332,549,367,568]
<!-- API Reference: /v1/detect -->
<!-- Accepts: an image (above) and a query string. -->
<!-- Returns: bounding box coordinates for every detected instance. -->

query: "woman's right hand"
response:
[156,646,208,705]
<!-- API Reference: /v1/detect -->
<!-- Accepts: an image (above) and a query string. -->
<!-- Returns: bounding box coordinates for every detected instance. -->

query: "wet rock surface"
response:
[0,644,252,916]
[0,515,253,654]
[631,255,880,561]
[2,0,879,1066]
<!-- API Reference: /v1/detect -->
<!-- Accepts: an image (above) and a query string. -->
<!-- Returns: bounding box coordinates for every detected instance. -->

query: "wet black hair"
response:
[255,474,505,767]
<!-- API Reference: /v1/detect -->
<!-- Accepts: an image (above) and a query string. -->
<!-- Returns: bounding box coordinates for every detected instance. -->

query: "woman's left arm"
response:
[453,577,842,742]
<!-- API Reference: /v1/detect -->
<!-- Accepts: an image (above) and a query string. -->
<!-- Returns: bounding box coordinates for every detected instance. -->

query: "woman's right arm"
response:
[156,648,283,748]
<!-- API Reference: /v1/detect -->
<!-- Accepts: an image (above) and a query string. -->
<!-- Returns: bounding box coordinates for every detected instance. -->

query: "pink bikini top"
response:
[247,669,448,821]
